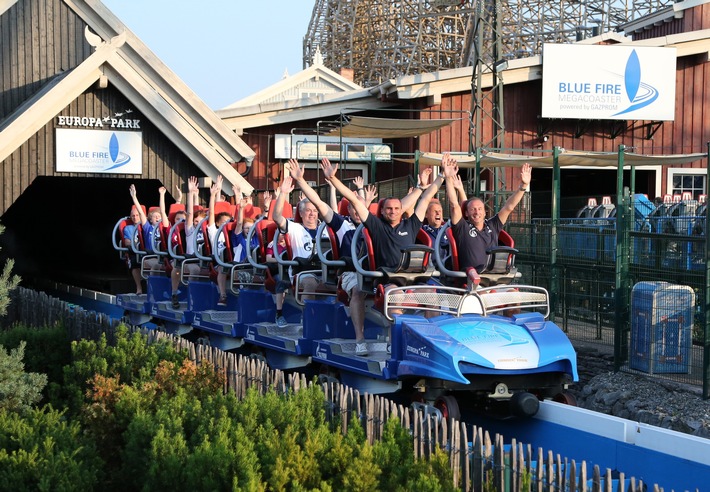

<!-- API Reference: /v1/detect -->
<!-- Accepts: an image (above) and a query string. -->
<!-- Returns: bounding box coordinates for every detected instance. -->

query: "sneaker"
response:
[171,294,180,309]
[217,296,228,306]
[355,342,369,356]
[275,316,288,327]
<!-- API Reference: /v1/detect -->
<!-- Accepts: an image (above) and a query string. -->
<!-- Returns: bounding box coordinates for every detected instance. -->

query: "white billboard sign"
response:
[541,44,676,120]
[56,129,143,174]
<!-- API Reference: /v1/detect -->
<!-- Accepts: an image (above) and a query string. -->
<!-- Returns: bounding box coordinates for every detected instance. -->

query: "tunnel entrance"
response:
[0,176,174,295]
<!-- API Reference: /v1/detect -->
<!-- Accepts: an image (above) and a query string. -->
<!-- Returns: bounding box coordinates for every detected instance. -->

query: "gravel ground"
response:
[568,345,710,438]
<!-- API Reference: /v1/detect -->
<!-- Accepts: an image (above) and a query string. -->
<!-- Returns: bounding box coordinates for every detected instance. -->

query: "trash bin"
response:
[630,281,694,374]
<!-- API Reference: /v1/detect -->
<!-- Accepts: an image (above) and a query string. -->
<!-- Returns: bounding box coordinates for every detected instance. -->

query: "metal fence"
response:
[509,192,709,399]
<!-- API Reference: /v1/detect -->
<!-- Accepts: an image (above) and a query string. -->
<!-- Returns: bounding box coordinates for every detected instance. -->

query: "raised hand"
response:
[286,159,305,181]
[210,175,223,197]
[158,186,167,196]
[280,176,295,195]
[232,184,242,200]
[188,176,199,193]
[320,157,338,181]
[174,184,183,203]
[418,167,433,189]
[353,175,364,189]
[129,184,137,198]
[263,190,272,210]
[521,162,532,187]
[364,184,378,205]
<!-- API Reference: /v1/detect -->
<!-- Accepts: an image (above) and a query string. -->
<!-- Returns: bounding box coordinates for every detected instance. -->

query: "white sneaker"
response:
[355,342,369,356]
[275,316,288,327]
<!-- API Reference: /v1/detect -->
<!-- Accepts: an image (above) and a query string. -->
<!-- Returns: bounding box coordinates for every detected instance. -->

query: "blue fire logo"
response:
[103,133,132,170]
[613,49,659,116]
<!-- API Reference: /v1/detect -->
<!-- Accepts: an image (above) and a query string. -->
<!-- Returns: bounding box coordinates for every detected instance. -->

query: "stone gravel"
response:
[568,345,710,439]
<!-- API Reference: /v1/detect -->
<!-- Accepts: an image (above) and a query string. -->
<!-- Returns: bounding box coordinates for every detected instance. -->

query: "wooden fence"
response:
[0,287,689,492]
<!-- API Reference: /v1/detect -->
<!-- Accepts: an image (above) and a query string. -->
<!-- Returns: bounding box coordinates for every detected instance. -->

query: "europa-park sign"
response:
[55,110,142,174]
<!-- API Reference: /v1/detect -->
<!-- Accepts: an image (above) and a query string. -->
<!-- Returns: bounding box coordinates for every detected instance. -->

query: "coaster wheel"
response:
[434,394,461,421]
[552,391,577,406]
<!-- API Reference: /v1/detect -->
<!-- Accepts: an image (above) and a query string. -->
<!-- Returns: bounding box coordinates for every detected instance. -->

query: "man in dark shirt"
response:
[443,158,531,273]
[324,154,449,350]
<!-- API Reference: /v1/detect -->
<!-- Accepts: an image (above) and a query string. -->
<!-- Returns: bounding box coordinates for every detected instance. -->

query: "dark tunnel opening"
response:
[0,176,178,294]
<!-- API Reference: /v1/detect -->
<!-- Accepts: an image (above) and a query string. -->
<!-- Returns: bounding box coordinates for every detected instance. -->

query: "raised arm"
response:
[287,158,334,222]
[129,184,147,225]
[320,158,370,222]
[363,184,378,207]
[497,162,531,225]
[353,176,366,199]
[262,190,273,218]
[174,184,183,204]
[413,160,447,222]
[443,159,463,225]
[158,186,170,227]
[273,177,295,231]
[208,175,223,228]
[186,176,197,225]
[401,167,431,216]
[328,181,338,211]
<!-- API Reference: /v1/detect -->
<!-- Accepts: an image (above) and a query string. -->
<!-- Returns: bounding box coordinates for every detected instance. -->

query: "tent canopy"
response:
[397,150,707,168]
[326,116,459,138]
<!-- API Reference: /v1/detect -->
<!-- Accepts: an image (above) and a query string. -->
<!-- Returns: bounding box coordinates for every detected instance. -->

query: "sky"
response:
[101,1,315,109]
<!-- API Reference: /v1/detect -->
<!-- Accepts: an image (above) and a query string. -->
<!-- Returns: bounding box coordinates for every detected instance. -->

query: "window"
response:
[668,169,706,200]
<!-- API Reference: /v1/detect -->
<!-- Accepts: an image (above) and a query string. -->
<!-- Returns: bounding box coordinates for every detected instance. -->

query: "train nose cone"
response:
[510,392,540,417]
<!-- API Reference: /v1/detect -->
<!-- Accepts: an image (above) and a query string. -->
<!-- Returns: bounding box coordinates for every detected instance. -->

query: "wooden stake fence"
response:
[0,287,695,492]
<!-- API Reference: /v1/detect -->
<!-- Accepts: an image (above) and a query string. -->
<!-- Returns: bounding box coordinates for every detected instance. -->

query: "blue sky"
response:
[102,1,315,109]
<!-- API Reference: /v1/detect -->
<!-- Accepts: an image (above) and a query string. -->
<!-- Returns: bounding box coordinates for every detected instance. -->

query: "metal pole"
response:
[550,146,561,318]
[614,144,629,371]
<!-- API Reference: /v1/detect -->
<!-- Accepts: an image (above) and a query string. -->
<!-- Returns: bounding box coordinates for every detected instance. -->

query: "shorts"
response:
[341,271,359,296]
[125,254,140,271]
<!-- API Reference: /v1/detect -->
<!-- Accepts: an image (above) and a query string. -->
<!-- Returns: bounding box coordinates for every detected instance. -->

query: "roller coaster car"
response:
[112,207,172,321]
[312,215,578,419]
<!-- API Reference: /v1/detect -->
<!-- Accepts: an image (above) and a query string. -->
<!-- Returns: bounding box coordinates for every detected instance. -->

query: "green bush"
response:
[61,324,187,415]
[0,342,47,413]
[0,317,457,490]
[0,324,71,389]
[0,406,102,491]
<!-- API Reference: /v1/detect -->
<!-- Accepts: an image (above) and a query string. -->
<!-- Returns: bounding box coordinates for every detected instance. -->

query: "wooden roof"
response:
[0,0,256,194]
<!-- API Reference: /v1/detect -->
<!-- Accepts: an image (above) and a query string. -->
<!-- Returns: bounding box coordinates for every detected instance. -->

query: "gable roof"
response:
[0,0,256,194]
[222,48,363,111]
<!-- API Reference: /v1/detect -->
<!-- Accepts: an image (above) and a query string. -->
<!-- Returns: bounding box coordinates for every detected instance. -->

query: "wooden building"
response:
[0,0,255,290]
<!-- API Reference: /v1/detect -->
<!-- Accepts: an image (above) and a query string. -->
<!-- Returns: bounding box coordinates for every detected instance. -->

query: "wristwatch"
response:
[518,184,529,192]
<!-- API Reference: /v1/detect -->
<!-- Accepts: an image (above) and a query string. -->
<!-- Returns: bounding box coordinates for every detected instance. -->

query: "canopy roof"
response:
[398,150,708,168]
[326,116,458,138]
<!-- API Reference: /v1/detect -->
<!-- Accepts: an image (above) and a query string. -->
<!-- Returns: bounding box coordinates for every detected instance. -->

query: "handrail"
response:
[350,223,383,278]
[434,221,465,279]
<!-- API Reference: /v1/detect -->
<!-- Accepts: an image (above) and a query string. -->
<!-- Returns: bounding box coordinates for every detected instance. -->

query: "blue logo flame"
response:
[103,133,132,170]
[613,49,659,116]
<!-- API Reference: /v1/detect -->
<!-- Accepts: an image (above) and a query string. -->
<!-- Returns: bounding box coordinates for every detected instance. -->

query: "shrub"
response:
[0,223,21,317]
[0,406,102,491]
[0,342,47,413]
[0,323,71,390]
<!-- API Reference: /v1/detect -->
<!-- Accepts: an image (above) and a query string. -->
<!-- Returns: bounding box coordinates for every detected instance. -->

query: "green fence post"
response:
[614,145,630,371]
[550,147,561,318]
